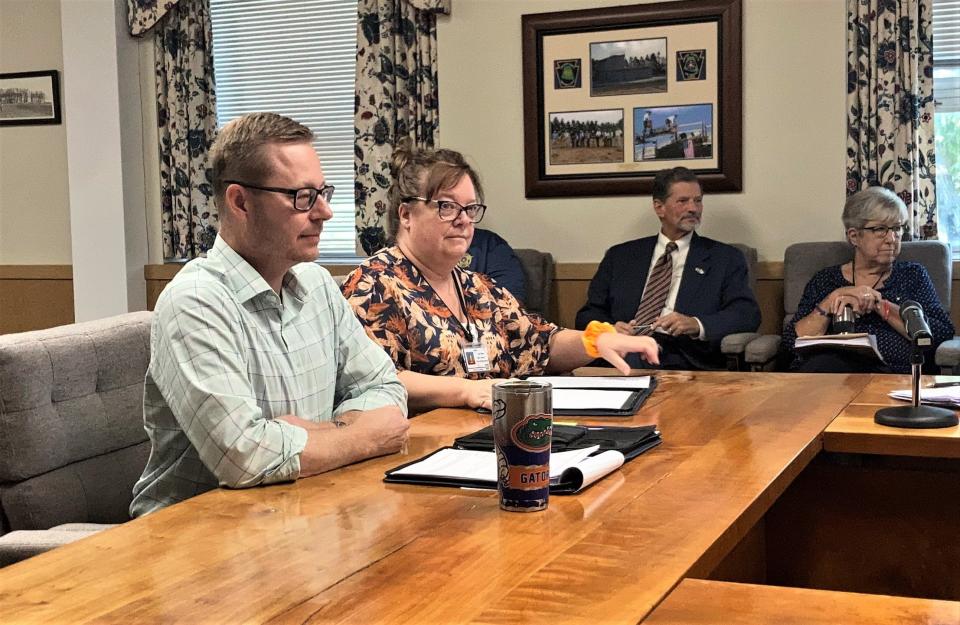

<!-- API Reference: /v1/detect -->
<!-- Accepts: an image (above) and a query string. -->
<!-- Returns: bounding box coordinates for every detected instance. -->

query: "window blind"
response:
[934,0,960,112]
[210,0,360,259]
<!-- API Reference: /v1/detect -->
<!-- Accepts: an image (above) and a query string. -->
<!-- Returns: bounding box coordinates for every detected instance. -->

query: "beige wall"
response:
[0,0,71,264]
[437,0,847,262]
[0,0,846,269]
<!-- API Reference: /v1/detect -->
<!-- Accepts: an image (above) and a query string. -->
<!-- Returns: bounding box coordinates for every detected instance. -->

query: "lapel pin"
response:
[694,267,705,275]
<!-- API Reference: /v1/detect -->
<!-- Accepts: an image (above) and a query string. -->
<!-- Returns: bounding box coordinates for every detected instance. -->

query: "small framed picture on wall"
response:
[0,70,62,127]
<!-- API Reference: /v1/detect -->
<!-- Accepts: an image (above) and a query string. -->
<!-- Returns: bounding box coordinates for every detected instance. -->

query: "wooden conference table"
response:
[2,371,960,624]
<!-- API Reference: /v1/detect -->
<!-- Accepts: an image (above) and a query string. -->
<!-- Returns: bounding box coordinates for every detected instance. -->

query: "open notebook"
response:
[384,445,625,495]
[795,333,885,363]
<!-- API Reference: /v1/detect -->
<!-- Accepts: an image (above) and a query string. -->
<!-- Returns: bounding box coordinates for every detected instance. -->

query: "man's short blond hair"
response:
[209,112,314,210]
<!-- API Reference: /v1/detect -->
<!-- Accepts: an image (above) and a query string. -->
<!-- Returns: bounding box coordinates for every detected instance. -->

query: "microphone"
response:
[875,299,957,429]
[900,300,932,344]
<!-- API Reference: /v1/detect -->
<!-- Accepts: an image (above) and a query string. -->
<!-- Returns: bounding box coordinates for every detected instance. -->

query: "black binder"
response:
[453,424,662,461]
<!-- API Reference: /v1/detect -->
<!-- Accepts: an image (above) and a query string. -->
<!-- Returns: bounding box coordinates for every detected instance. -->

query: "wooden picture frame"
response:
[522,0,742,198]
[0,70,62,127]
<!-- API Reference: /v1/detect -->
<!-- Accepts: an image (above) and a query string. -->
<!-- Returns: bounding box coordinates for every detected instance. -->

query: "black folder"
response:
[453,424,662,461]
[544,377,658,416]
[383,425,662,494]
[383,447,500,490]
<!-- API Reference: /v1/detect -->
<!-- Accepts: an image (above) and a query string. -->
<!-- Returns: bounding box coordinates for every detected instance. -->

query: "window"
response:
[210,0,359,260]
[933,0,960,250]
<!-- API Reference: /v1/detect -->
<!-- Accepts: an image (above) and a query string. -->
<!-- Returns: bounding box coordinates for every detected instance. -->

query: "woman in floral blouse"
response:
[342,144,659,411]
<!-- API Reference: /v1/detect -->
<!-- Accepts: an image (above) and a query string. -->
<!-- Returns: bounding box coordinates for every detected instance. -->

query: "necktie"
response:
[631,242,678,335]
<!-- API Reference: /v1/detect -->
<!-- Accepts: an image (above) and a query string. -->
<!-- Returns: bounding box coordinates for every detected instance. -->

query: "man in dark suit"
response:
[575,167,760,370]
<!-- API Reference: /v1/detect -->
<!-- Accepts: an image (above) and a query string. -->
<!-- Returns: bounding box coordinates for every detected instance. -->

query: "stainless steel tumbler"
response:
[492,380,552,512]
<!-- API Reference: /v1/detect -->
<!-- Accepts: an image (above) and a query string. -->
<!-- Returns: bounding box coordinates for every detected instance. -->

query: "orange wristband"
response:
[882,299,890,320]
[582,321,616,358]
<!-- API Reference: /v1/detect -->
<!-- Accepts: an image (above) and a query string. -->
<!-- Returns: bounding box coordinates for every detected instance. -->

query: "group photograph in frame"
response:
[0,70,62,126]
[522,0,742,197]
[549,108,624,165]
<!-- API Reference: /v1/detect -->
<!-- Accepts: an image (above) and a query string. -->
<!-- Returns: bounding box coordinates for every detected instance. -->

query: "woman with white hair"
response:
[782,186,953,373]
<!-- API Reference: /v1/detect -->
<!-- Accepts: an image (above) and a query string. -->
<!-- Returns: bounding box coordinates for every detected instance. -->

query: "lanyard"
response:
[421,270,474,342]
[451,271,475,342]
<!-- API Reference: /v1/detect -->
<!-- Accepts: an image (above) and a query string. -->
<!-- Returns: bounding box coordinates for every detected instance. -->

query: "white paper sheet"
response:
[552,388,634,411]
[527,376,651,390]
[390,446,601,483]
[889,386,960,407]
[796,333,885,363]
[557,450,626,492]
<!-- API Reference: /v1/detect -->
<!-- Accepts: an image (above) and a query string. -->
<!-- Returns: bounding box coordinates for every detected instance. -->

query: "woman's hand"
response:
[461,378,497,410]
[594,332,660,375]
[824,286,883,315]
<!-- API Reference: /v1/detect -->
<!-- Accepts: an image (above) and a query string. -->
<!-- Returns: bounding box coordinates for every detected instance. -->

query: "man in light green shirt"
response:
[131,113,408,517]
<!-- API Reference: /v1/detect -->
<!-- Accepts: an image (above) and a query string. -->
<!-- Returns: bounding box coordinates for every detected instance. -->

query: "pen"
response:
[930,381,960,388]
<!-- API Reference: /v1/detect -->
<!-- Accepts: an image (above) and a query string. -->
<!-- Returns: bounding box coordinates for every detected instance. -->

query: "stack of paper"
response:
[889,385,960,407]
[795,333,885,363]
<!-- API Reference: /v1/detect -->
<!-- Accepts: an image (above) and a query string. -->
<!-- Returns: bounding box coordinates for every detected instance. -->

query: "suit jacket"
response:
[575,233,761,369]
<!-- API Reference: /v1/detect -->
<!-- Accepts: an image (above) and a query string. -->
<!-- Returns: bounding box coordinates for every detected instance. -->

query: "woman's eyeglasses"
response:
[860,223,907,238]
[402,196,487,223]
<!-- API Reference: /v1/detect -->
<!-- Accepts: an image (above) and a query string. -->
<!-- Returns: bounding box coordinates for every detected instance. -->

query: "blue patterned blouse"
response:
[782,261,954,373]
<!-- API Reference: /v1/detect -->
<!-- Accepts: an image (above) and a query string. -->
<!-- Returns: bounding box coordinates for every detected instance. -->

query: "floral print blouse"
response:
[341,247,560,379]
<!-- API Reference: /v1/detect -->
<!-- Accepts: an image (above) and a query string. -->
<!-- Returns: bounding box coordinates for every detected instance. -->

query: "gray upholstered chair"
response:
[743,240,959,372]
[0,312,152,566]
[515,248,555,321]
[719,243,762,370]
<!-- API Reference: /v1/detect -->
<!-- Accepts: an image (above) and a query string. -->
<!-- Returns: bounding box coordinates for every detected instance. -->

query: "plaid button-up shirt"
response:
[130,236,406,517]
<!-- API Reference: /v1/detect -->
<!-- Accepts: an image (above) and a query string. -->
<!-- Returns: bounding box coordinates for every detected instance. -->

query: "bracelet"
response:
[582,321,616,358]
[881,299,890,321]
[814,303,832,318]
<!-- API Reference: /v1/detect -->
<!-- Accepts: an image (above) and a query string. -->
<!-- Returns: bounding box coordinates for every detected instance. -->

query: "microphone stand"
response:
[875,339,959,429]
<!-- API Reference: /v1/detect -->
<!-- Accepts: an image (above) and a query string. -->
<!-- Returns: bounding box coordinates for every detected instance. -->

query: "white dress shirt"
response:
[643,231,706,340]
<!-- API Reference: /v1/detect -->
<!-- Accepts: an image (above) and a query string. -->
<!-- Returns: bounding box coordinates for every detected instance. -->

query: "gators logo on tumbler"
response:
[510,413,552,452]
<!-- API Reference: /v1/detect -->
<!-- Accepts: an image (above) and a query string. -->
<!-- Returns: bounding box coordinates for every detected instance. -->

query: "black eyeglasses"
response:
[402,196,487,223]
[860,223,907,238]
[226,180,334,212]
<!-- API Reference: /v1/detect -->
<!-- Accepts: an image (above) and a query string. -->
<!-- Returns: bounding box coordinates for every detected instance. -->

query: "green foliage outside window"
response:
[935,112,960,249]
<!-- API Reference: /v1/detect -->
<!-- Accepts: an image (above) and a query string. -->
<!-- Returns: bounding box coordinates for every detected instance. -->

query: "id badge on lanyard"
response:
[461,322,491,373]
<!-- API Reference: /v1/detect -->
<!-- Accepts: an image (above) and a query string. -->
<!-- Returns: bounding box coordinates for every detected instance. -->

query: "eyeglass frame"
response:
[225,180,335,212]
[401,196,487,223]
[859,222,908,238]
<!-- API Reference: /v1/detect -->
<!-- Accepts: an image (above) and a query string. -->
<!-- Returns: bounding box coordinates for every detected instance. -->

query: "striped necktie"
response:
[631,242,678,335]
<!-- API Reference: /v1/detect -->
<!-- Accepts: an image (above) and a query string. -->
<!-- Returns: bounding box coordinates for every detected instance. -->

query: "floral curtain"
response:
[847,0,936,239]
[354,0,451,255]
[127,0,218,259]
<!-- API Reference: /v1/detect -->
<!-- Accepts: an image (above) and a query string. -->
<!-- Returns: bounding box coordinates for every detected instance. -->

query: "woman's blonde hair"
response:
[386,140,484,242]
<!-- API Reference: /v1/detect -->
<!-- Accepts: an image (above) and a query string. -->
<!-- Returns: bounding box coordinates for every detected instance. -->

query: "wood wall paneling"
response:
[0,265,74,334]
[4,260,960,335]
